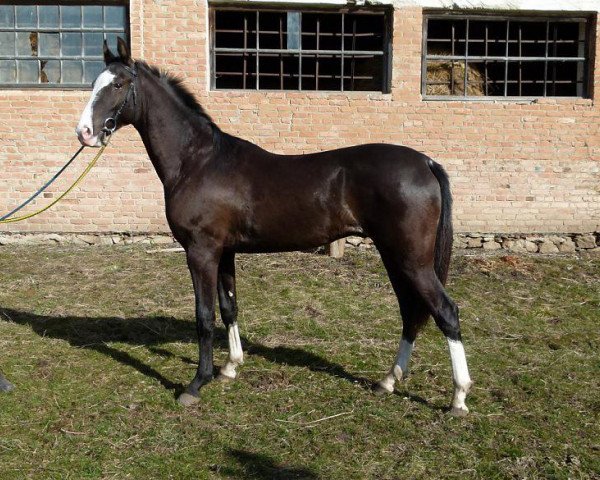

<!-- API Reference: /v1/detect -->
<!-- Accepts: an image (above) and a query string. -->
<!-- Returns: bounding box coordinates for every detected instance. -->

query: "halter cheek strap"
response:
[102,64,138,136]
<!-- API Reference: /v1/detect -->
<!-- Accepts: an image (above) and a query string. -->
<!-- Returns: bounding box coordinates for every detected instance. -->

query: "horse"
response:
[72,38,472,414]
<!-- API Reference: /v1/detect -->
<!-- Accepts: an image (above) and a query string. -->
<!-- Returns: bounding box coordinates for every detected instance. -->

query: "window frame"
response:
[209,6,393,93]
[421,11,593,101]
[0,2,130,90]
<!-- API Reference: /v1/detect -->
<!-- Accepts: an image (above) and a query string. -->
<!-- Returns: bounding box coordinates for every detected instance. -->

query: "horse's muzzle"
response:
[75,126,103,148]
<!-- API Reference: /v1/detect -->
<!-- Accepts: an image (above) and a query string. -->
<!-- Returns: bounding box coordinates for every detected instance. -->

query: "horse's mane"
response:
[136,60,215,125]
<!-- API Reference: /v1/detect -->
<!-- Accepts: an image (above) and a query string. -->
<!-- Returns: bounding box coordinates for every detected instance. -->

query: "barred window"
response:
[0,4,128,87]
[211,9,391,92]
[423,15,590,98]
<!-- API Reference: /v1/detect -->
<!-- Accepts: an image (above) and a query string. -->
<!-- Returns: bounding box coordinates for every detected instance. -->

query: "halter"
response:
[101,64,138,136]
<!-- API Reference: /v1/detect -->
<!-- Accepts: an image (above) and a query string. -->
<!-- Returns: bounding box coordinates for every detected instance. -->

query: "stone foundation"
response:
[0,232,598,254]
[462,233,599,254]
[346,232,600,253]
[0,232,176,247]
[345,233,600,255]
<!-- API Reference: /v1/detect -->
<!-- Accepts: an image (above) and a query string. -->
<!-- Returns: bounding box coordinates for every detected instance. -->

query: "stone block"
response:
[329,239,345,258]
[482,240,501,250]
[525,240,539,253]
[454,236,468,249]
[539,241,559,254]
[547,235,565,246]
[466,237,483,248]
[503,239,537,253]
[0,235,18,245]
[150,235,174,244]
[346,236,362,246]
[575,234,597,249]
[77,235,99,245]
[71,235,90,246]
[558,238,576,253]
[525,236,543,243]
[42,234,62,243]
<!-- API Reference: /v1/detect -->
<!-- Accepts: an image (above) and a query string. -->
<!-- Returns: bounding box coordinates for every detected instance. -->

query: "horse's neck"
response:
[133,70,213,188]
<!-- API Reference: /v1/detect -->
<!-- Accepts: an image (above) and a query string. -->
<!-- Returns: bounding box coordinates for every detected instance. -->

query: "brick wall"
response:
[1,2,599,234]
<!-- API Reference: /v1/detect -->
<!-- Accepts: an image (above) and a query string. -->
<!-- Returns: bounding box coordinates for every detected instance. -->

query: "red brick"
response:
[0,4,598,235]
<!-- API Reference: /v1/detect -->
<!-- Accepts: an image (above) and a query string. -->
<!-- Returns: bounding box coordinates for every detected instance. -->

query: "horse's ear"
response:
[117,37,133,66]
[103,40,117,65]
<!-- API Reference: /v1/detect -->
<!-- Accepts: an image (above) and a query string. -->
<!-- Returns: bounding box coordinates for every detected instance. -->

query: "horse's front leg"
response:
[0,371,14,392]
[178,246,220,407]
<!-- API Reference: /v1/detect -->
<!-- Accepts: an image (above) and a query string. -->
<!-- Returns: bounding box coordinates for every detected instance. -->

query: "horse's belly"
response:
[234,205,361,253]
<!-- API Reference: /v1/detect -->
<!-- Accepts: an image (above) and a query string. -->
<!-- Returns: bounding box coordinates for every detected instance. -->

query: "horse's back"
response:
[237,141,436,191]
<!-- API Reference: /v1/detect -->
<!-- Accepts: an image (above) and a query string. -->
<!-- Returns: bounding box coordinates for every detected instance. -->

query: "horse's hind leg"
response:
[216,252,243,381]
[375,284,428,395]
[408,267,472,415]
[376,248,472,414]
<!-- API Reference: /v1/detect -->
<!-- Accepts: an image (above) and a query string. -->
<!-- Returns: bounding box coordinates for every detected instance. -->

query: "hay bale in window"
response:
[426,50,488,96]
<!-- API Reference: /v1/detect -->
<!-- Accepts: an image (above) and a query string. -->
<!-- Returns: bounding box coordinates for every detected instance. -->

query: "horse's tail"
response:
[428,159,453,286]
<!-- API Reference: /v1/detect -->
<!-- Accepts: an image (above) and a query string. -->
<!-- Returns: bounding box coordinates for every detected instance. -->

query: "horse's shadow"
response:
[222,449,319,479]
[0,307,373,397]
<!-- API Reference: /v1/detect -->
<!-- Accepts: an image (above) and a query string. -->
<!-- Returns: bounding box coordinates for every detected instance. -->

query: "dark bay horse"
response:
[72,39,472,414]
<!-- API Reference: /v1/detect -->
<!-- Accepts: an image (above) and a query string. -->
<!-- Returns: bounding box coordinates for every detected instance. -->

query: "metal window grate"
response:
[0,4,127,88]
[422,14,590,98]
[211,9,391,92]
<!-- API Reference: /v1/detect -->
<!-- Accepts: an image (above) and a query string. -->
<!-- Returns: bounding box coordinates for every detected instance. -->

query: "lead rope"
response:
[0,145,84,221]
[0,137,111,224]
[1,67,136,225]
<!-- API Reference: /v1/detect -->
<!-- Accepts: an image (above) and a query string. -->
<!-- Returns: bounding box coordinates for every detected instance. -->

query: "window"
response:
[211,9,391,92]
[423,14,590,98]
[0,4,127,87]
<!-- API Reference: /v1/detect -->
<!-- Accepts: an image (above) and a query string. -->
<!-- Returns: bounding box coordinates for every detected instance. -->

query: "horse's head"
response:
[76,37,137,147]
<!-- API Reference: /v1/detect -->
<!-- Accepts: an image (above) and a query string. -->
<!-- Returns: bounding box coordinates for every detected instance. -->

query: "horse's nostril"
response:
[81,126,92,139]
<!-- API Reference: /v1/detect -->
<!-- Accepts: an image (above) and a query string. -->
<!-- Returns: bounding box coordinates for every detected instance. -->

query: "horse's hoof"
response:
[372,382,394,395]
[449,406,469,417]
[0,377,14,393]
[177,392,200,407]
[216,373,235,383]
[0,383,14,393]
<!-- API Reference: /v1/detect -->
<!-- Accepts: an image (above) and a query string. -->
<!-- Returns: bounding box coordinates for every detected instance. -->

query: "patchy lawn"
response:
[0,245,598,479]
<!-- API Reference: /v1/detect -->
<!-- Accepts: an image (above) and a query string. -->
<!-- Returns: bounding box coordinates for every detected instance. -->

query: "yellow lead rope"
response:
[0,139,110,224]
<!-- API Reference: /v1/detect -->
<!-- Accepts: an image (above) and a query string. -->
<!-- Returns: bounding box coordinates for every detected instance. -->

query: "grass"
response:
[0,245,598,479]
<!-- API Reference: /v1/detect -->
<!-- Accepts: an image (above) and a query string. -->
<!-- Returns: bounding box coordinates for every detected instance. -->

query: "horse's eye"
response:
[114,82,123,89]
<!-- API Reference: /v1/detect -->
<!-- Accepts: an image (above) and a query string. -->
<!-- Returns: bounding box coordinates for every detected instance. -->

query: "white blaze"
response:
[76,70,115,141]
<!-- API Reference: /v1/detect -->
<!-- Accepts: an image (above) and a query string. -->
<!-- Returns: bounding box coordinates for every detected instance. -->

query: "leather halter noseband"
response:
[101,64,138,136]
